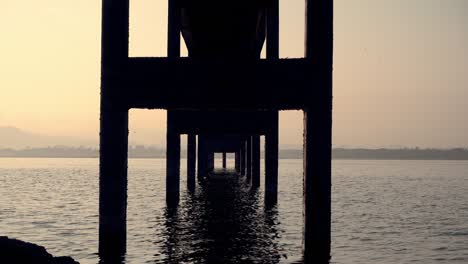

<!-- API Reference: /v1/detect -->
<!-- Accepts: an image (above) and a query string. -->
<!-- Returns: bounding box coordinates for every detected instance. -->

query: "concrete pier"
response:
[187,134,196,190]
[166,111,180,204]
[251,135,261,188]
[99,0,129,257]
[303,0,333,262]
[99,0,333,261]
[246,138,252,180]
[265,112,279,200]
[208,152,215,173]
[264,3,280,199]
[240,141,246,176]
[197,135,207,178]
[222,152,227,169]
[166,0,182,205]
[99,107,128,257]
[235,151,240,173]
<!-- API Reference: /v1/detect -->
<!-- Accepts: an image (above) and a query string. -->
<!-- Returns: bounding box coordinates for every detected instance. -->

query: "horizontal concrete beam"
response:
[169,110,276,134]
[102,58,328,110]
[199,135,245,152]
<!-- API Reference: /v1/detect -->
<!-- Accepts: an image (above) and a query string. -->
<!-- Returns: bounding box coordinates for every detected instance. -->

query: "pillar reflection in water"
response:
[160,177,282,263]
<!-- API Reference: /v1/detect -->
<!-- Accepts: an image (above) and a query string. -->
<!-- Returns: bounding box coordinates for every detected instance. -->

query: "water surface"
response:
[1,158,467,263]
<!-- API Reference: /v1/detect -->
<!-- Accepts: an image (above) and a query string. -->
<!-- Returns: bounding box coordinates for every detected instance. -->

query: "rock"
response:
[0,236,79,264]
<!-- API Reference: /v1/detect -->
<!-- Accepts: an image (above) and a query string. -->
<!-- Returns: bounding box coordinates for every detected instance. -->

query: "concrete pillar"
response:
[208,152,215,173]
[99,107,128,258]
[166,0,181,205]
[167,0,181,58]
[303,109,332,262]
[222,152,227,169]
[265,0,279,199]
[240,141,246,176]
[166,112,180,205]
[303,0,333,262]
[267,0,279,59]
[251,135,261,188]
[99,0,129,257]
[187,134,196,190]
[246,137,252,180]
[197,135,207,178]
[235,151,240,173]
[265,112,279,201]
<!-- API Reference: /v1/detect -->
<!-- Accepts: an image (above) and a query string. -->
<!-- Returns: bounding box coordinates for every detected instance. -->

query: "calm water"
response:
[1,158,468,263]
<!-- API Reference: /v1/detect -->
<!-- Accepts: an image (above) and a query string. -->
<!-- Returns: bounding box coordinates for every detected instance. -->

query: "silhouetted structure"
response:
[166,110,276,182]
[166,0,280,202]
[99,0,333,262]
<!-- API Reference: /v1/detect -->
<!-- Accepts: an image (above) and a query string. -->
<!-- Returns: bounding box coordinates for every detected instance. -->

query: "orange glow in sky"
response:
[1,0,467,148]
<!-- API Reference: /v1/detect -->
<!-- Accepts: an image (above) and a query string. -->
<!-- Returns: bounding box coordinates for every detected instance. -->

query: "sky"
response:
[1,0,467,148]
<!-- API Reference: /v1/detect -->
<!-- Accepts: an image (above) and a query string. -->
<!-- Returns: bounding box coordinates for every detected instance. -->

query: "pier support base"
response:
[208,152,215,173]
[240,141,246,176]
[166,112,180,205]
[246,138,252,180]
[235,151,240,173]
[265,112,279,202]
[303,108,332,262]
[99,107,128,258]
[251,135,260,188]
[222,152,227,169]
[197,135,207,178]
[187,134,196,190]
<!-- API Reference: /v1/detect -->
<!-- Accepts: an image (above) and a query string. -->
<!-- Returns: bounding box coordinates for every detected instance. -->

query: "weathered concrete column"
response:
[99,0,129,258]
[197,135,207,178]
[246,137,252,180]
[303,108,332,262]
[208,152,215,173]
[166,112,180,204]
[240,141,246,176]
[187,134,196,190]
[222,152,227,169]
[265,112,279,201]
[251,135,261,188]
[265,0,279,198]
[99,107,128,258]
[168,0,180,58]
[303,0,333,262]
[235,151,241,173]
[166,0,181,205]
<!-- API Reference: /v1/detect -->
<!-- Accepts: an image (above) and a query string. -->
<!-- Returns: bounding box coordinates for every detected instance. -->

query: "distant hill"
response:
[332,148,468,160]
[0,126,95,148]
[1,145,468,160]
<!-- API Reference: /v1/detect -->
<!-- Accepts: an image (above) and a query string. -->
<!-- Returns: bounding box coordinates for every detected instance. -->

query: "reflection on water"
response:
[2,159,468,264]
[98,168,294,264]
[159,176,284,264]
[98,159,305,264]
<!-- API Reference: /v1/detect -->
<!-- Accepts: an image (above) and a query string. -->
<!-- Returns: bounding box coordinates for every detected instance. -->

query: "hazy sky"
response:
[1,0,467,148]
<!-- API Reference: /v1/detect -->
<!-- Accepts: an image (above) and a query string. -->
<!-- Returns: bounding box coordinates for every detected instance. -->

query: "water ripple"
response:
[1,158,468,263]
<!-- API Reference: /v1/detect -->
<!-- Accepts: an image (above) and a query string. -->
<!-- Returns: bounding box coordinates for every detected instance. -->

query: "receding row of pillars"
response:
[166,132,278,201]
[99,108,332,262]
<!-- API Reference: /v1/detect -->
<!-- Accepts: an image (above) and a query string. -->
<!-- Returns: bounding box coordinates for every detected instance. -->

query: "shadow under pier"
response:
[161,176,283,264]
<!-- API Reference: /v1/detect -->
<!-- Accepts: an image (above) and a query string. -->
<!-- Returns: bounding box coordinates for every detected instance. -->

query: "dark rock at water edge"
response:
[0,236,79,264]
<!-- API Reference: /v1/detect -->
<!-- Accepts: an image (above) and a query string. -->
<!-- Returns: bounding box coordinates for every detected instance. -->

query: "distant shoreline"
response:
[1,147,467,160]
[1,157,467,161]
